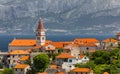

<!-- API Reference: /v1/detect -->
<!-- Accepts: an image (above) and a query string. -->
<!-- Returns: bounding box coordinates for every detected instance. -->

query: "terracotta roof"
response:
[9,50,29,55]
[74,38,99,43]
[56,52,74,58]
[102,38,118,42]
[103,72,109,74]
[56,72,65,74]
[19,56,29,61]
[50,65,58,69]
[45,40,52,44]
[27,49,32,53]
[79,55,85,59]
[52,42,72,48]
[9,39,36,46]
[71,68,92,73]
[14,64,29,69]
[38,72,47,74]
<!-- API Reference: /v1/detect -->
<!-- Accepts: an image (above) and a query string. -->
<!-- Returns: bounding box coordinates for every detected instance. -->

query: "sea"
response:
[0,34,114,52]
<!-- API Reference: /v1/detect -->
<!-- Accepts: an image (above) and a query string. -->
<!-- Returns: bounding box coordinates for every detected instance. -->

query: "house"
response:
[69,68,93,74]
[8,50,29,68]
[19,56,29,64]
[14,64,30,74]
[102,38,118,49]
[56,52,75,66]
[61,54,89,72]
[42,44,57,55]
[45,64,66,74]
[74,38,100,47]
[78,55,89,63]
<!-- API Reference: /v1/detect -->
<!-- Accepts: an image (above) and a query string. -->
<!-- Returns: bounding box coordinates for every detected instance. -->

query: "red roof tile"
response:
[74,38,99,43]
[71,68,92,73]
[102,38,118,42]
[56,52,74,58]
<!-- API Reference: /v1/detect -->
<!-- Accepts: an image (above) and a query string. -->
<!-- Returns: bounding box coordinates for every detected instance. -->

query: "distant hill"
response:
[0,0,120,35]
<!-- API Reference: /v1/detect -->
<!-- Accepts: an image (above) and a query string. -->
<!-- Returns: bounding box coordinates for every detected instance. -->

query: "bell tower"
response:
[36,18,46,45]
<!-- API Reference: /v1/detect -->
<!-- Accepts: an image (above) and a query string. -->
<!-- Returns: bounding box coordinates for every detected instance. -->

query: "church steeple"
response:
[37,18,44,30]
[36,18,46,45]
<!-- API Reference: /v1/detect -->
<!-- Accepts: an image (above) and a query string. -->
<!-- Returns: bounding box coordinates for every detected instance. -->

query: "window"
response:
[15,69,17,71]
[86,47,89,50]
[42,37,44,40]
[69,59,72,62]
[13,55,14,58]
[37,37,40,40]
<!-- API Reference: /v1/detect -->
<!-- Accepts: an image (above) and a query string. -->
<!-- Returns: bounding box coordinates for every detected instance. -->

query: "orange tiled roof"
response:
[46,40,52,44]
[38,72,47,74]
[52,42,72,48]
[74,38,99,43]
[56,52,74,58]
[19,56,29,61]
[102,38,118,42]
[27,49,32,53]
[50,65,58,69]
[56,72,65,74]
[14,64,29,69]
[34,45,41,49]
[9,50,29,55]
[71,68,92,73]
[9,39,36,46]
[79,55,85,59]
[103,72,109,74]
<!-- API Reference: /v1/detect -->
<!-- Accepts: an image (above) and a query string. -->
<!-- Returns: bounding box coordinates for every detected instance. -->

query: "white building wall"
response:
[14,66,30,74]
[8,46,34,51]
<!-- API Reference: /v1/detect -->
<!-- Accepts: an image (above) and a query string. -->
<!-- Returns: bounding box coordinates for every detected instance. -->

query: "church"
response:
[8,18,49,51]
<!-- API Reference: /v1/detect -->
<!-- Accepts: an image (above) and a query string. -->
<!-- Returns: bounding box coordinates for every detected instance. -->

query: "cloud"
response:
[46,28,68,33]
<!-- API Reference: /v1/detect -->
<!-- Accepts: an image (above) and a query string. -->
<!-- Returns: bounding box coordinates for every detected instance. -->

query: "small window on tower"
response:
[37,37,40,40]
[38,32,40,35]
[42,37,44,40]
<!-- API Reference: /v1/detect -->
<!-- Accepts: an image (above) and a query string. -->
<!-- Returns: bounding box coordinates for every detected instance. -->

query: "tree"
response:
[2,68,13,74]
[33,53,50,72]
[0,63,3,69]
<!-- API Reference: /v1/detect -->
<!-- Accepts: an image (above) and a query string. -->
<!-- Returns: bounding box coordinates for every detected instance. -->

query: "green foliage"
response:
[90,48,120,74]
[25,60,31,65]
[75,63,89,68]
[52,53,58,61]
[33,53,50,72]
[2,68,13,74]
[94,64,109,74]
[58,48,63,54]
[86,61,95,69]
[0,63,3,69]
